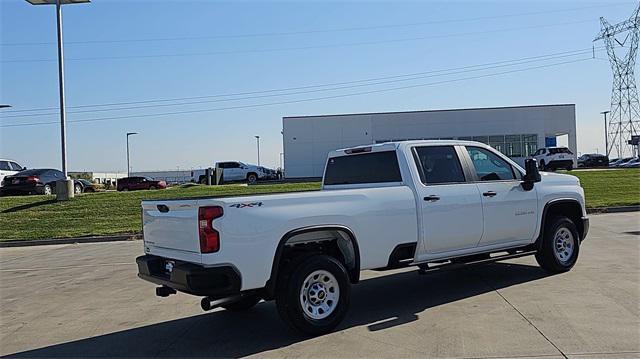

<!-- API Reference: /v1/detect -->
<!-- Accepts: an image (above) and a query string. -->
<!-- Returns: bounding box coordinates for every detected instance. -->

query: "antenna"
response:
[594,3,640,158]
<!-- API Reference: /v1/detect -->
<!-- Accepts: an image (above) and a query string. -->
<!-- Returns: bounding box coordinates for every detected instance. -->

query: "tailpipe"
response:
[156,286,177,297]
[200,295,243,311]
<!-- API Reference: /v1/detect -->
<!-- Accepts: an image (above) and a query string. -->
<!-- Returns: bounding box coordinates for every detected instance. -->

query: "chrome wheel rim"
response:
[553,227,575,264]
[299,270,339,320]
[44,186,52,195]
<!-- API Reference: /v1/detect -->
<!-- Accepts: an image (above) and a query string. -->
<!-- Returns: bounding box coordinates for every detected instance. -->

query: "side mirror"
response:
[522,159,541,191]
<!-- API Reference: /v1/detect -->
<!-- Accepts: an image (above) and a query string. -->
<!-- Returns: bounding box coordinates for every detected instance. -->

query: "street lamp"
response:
[601,110,610,156]
[126,132,138,177]
[25,0,91,200]
[255,135,261,166]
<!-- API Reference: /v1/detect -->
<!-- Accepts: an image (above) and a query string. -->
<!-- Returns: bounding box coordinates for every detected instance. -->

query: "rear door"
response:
[412,145,484,256]
[0,161,13,183]
[463,146,537,247]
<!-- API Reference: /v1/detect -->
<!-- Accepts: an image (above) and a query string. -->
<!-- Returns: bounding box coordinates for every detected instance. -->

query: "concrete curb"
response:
[1,205,638,248]
[0,234,141,248]
[586,205,640,214]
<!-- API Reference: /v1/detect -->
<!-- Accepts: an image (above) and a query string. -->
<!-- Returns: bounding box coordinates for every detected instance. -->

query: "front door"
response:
[464,146,538,247]
[412,145,484,258]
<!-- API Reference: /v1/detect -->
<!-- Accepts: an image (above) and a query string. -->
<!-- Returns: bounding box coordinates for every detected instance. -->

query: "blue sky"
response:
[0,0,634,172]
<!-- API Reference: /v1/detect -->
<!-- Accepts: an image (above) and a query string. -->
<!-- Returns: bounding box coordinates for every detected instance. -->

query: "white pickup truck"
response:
[137,140,589,335]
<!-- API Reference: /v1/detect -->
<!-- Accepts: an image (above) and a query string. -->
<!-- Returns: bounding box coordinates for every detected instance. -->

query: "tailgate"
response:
[142,200,201,255]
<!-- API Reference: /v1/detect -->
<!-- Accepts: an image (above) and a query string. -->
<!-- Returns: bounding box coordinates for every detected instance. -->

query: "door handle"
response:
[423,195,440,202]
[483,191,497,197]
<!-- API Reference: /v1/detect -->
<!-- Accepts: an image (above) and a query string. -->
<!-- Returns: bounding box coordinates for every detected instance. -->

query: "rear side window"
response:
[0,161,10,171]
[413,146,465,185]
[324,151,402,185]
[549,148,573,154]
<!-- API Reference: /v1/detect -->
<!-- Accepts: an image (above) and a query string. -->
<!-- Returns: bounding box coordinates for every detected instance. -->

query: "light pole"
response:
[25,0,90,200]
[601,110,610,156]
[126,132,138,177]
[255,135,261,166]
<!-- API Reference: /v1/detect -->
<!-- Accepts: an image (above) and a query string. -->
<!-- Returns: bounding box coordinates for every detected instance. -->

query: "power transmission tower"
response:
[594,3,640,158]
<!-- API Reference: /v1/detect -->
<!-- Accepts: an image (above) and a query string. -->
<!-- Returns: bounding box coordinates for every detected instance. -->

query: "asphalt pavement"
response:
[0,212,638,358]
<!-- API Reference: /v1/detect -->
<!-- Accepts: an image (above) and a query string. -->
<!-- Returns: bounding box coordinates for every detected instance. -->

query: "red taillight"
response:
[198,206,223,253]
[26,176,39,183]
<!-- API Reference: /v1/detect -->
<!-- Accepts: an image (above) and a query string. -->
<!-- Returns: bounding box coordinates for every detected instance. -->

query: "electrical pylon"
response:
[594,3,640,158]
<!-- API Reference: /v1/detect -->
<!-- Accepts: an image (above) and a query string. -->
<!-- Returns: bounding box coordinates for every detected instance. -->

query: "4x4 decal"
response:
[229,202,263,208]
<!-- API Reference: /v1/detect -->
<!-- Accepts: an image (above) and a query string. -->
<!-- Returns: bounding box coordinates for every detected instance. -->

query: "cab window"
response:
[413,146,465,185]
[466,147,516,181]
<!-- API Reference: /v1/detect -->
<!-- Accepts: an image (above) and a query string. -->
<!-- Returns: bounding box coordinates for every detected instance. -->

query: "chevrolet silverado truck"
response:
[137,140,589,335]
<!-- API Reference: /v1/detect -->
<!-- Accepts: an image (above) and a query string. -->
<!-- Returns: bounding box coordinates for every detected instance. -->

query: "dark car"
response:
[0,168,65,195]
[577,153,609,168]
[75,179,98,193]
[117,176,167,192]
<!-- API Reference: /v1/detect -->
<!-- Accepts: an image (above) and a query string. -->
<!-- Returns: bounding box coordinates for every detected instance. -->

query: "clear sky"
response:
[0,0,635,172]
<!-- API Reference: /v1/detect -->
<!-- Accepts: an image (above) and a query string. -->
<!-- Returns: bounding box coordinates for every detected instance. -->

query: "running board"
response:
[414,250,537,275]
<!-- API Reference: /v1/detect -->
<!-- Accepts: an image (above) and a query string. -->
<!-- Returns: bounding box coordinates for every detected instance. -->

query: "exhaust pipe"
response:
[200,295,243,311]
[156,286,177,297]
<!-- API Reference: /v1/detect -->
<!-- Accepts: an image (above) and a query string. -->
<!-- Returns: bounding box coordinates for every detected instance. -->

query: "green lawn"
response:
[0,169,638,241]
[568,168,640,208]
[0,183,320,241]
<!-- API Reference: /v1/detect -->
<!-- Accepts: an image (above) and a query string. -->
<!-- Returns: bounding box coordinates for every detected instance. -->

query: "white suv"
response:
[0,159,25,186]
[531,147,575,171]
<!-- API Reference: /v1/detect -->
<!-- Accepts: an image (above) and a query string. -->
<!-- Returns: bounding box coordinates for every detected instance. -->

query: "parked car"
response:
[75,179,99,193]
[620,157,640,168]
[577,154,609,168]
[0,168,65,195]
[217,161,276,183]
[117,176,167,191]
[0,159,25,185]
[530,147,575,171]
[137,140,588,335]
[609,157,635,167]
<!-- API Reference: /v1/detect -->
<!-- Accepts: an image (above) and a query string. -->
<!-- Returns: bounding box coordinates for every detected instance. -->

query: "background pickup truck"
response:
[137,140,589,335]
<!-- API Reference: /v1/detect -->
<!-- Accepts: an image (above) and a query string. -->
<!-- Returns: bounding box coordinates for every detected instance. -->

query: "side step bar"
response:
[415,250,537,275]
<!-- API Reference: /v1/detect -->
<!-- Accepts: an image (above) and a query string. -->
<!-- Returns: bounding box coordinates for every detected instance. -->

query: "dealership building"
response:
[282,104,577,178]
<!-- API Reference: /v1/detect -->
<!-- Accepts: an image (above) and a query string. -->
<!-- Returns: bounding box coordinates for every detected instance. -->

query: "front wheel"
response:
[539,160,546,171]
[43,184,53,195]
[74,184,82,194]
[276,255,350,335]
[535,216,580,273]
[565,164,573,171]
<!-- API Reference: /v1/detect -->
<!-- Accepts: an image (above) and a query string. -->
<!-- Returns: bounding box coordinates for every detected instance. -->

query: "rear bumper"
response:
[547,159,574,168]
[136,255,241,297]
[0,184,41,194]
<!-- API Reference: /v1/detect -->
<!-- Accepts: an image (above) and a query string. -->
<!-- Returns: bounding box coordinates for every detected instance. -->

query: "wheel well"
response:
[247,172,257,178]
[540,200,585,243]
[266,226,360,297]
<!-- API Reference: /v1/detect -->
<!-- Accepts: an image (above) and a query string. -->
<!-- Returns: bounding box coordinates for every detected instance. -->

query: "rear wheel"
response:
[149,185,156,190]
[539,160,546,171]
[221,294,261,311]
[535,216,580,273]
[122,187,129,192]
[276,255,350,335]
[247,173,258,184]
[565,164,573,171]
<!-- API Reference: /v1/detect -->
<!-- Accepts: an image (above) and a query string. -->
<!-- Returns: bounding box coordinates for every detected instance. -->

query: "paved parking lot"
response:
[0,212,638,358]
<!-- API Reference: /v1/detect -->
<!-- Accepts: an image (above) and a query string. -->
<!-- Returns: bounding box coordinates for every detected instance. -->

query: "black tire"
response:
[149,185,156,190]
[42,184,53,195]
[276,255,350,336]
[535,216,580,273]
[221,294,261,311]
[247,173,258,184]
[566,164,573,171]
[539,160,546,171]
[74,184,82,194]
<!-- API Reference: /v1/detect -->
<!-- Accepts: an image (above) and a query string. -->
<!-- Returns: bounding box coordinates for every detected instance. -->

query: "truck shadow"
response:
[9,262,550,358]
